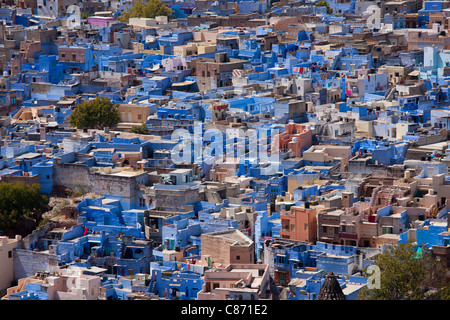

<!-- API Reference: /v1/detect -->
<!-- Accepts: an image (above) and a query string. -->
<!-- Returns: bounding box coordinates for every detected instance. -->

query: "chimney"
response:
[40,124,47,141]
[215,52,229,63]
[342,192,354,208]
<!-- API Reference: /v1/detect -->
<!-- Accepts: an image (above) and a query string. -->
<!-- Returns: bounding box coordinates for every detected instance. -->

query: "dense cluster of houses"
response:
[0,0,449,301]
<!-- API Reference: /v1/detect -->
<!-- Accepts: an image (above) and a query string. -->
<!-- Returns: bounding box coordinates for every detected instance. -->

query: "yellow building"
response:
[116,104,152,130]
[173,42,217,57]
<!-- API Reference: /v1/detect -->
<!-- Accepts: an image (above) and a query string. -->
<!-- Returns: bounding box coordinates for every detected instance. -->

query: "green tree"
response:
[128,122,148,134]
[315,0,333,14]
[359,242,449,300]
[118,0,173,23]
[0,182,49,237]
[69,97,120,129]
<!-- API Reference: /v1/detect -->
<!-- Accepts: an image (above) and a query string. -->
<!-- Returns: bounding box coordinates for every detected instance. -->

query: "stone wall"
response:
[53,162,148,208]
[53,163,91,190]
[14,249,60,281]
[0,174,39,186]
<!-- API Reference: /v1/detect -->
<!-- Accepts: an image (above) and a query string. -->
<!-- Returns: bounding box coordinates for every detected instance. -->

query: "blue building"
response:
[288,271,367,300]
[399,219,450,249]
[147,260,205,299]
[76,196,146,238]
[352,139,409,165]
[162,209,239,251]
[254,210,281,261]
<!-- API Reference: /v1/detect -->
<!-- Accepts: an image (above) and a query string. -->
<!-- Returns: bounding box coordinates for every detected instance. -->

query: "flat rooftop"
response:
[208,230,252,246]
[16,152,43,159]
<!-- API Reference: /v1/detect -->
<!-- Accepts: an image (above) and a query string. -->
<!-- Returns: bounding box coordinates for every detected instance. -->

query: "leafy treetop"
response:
[69,97,120,130]
[118,0,173,23]
[0,182,49,237]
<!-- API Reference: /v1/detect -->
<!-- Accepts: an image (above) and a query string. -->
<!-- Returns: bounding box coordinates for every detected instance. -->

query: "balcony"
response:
[339,232,358,240]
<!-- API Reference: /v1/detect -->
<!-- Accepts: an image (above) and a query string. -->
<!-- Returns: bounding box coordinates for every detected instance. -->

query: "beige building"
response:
[197,264,271,300]
[173,42,217,57]
[303,145,352,162]
[192,29,219,43]
[318,209,343,244]
[190,52,245,92]
[0,235,22,293]
[128,16,169,28]
[200,230,254,267]
[377,65,414,86]
[302,145,352,169]
[355,119,373,139]
[12,106,49,122]
[2,266,103,300]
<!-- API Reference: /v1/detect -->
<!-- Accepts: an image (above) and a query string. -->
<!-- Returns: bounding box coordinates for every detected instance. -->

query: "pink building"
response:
[161,57,188,71]
[280,205,320,243]
[272,123,312,157]
[87,16,116,27]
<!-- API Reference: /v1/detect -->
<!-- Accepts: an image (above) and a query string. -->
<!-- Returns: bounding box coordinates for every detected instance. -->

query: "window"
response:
[304,223,308,231]
[236,255,240,260]
[382,226,393,234]
[8,251,12,258]
[279,272,285,285]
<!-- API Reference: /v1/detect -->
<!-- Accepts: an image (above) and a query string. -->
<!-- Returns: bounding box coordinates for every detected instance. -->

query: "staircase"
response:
[256,188,266,200]
[205,189,222,204]
[386,189,395,205]
[146,279,156,296]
